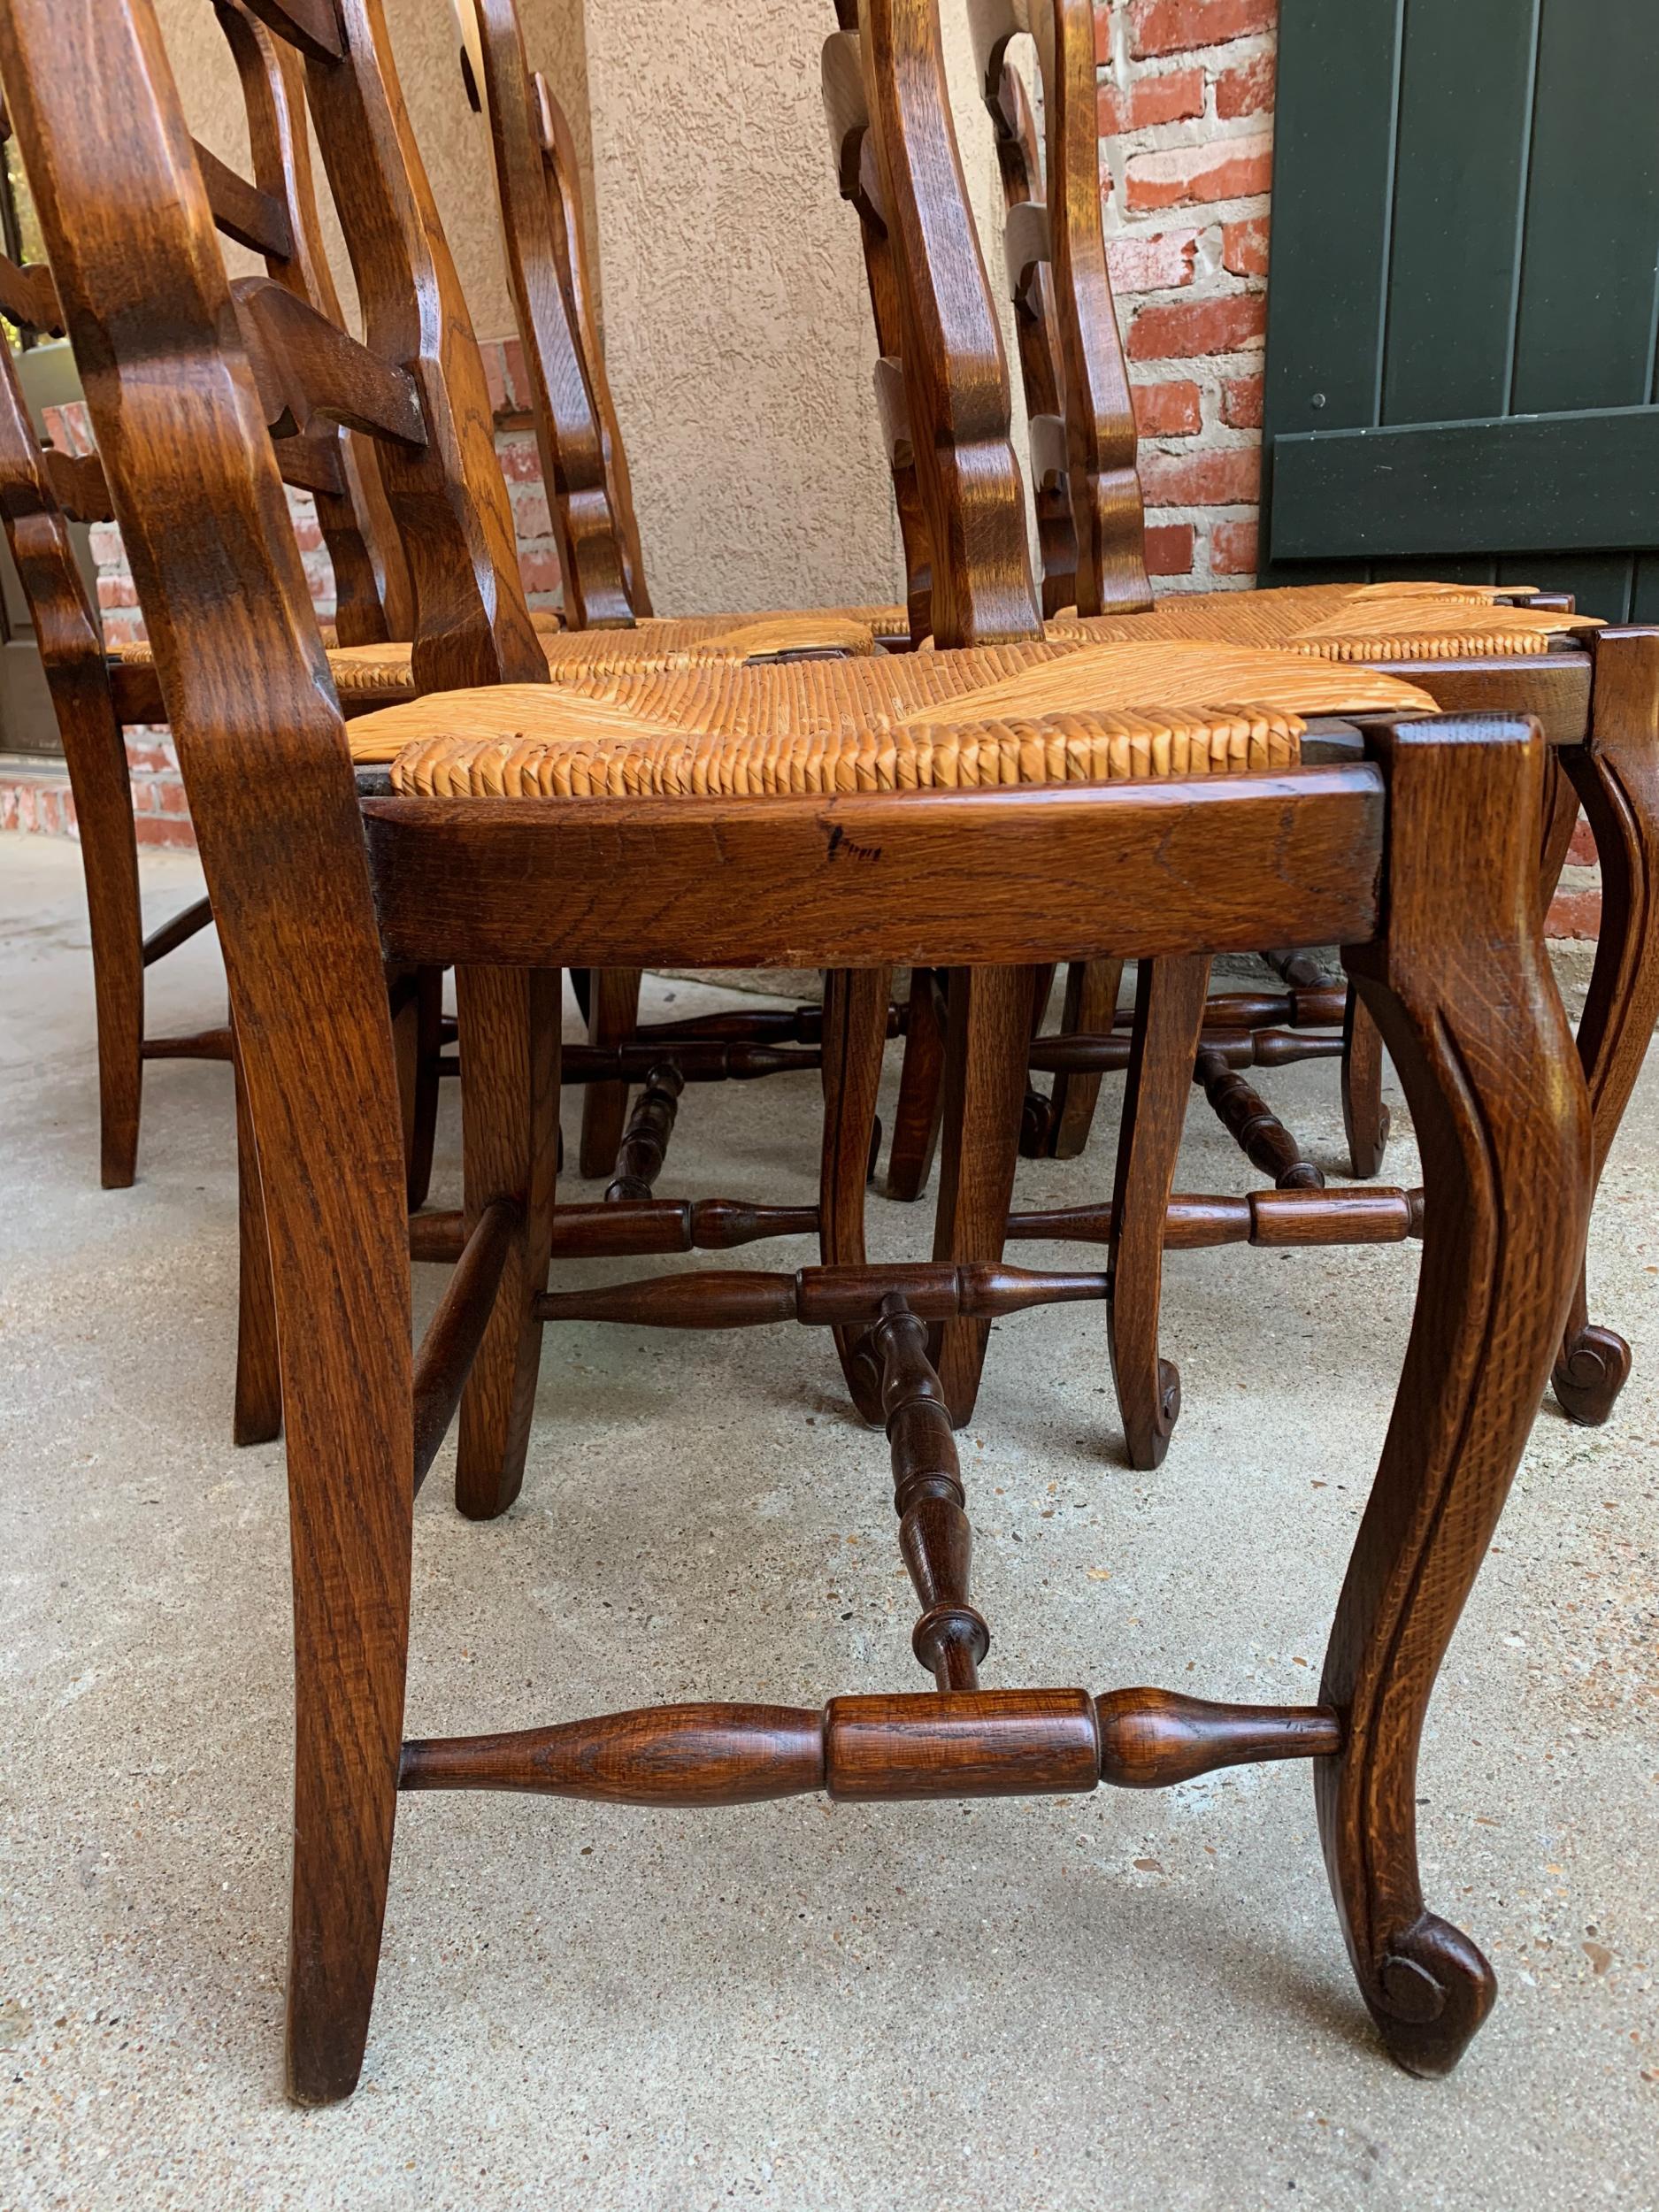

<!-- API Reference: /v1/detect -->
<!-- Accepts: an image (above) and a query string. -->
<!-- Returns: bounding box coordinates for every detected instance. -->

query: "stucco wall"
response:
[577,0,902,617]
[153,0,593,346]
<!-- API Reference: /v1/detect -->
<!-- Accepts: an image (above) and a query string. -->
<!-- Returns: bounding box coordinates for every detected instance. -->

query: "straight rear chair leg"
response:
[885,966,948,1201]
[233,1034,281,1446]
[454,967,561,1519]
[1107,956,1210,1470]
[1340,993,1390,1179]
[1550,630,1659,1425]
[819,965,893,1422]
[1018,963,1057,1156]
[393,964,443,1211]
[230,933,414,2106]
[927,964,1033,1425]
[1046,957,1123,1159]
[579,966,641,1178]
[63,707,144,1187]
[1321,718,1590,2078]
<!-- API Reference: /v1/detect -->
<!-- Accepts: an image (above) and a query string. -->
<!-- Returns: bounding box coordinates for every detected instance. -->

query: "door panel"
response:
[1261,0,1659,621]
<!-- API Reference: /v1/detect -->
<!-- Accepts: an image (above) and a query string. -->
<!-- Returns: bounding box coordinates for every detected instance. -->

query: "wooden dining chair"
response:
[7,0,1595,2103]
[831,0,1659,1448]
[450,0,1451,1191]
[0,22,412,1199]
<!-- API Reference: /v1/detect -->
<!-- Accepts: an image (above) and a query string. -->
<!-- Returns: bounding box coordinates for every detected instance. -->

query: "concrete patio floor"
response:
[2,833,1655,2212]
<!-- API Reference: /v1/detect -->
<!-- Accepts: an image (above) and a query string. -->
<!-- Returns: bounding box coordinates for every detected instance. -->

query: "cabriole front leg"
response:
[1323,718,1591,2076]
[1551,630,1659,1425]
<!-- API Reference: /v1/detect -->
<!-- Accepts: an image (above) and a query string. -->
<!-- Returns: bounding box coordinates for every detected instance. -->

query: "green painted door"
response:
[1259,0,1659,621]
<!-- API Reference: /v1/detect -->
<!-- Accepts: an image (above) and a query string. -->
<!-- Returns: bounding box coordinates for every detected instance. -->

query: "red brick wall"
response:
[1097,0,1276,591]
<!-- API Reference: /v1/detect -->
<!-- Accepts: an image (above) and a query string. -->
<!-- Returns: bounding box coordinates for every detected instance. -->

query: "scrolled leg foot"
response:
[1367,1914,1497,2079]
[1552,1322,1631,1426]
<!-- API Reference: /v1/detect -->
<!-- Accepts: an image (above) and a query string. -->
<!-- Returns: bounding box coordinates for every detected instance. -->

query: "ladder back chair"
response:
[834,0,1659,1448]
[7,0,1597,2104]
[450,0,930,1178]
[0,19,413,1199]
[449,0,1432,1200]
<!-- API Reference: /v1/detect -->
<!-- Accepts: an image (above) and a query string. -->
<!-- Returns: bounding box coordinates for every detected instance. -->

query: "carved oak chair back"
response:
[4,0,1598,2111]
[225,0,546,695]
[211,0,414,646]
[964,0,1150,617]
[0,0,465,1200]
[828,0,1044,648]
[824,0,1152,641]
[451,0,648,628]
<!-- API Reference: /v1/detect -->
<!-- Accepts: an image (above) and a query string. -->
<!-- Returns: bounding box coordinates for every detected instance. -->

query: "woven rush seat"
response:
[1044,580,1601,662]
[110,606,899,702]
[347,638,1439,795]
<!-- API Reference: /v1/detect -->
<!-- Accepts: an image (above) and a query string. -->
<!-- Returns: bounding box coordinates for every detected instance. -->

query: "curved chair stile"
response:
[5,0,1594,2104]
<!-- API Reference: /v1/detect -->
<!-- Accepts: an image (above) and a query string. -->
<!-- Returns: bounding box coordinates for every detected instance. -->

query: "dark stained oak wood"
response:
[400,1688,1340,1805]
[579,965,641,1179]
[231,275,428,449]
[402,1702,829,1804]
[362,772,1387,974]
[1094,1690,1341,1787]
[1107,954,1209,1471]
[0,337,144,1187]
[194,134,292,258]
[453,967,560,1520]
[218,0,413,642]
[885,965,948,1200]
[967,0,1152,617]
[233,1036,283,1447]
[533,1261,1110,1332]
[1026,1024,1344,1077]
[4,0,418,2107]
[1044,957,1123,1157]
[1550,628,1659,1424]
[411,1197,821,1263]
[140,894,214,968]
[411,1195,518,1493]
[12,0,1604,2103]
[825,1689,1099,1799]
[530,72,651,616]
[854,0,1043,645]
[1008,1187,1425,1249]
[874,1296,989,1688]
[1194,1044,1324,1192]
[604,1064,683,1201]
[0,247,62,334]
[241,0,346,65]
[819,966,893,1418]
[1322,716,1591,2078]
[301,0,548,695]
[928,964,1033,1424]
[457,0,634,628]
[1371,649,1591,747]
[1341,992,1391,1179]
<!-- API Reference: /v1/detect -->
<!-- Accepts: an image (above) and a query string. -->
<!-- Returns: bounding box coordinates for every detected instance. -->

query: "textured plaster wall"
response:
[152,0,594,346]
[578,0,903,617]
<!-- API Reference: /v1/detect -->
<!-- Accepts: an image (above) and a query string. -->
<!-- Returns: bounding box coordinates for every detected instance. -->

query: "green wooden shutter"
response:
[1259,0,1659,621]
